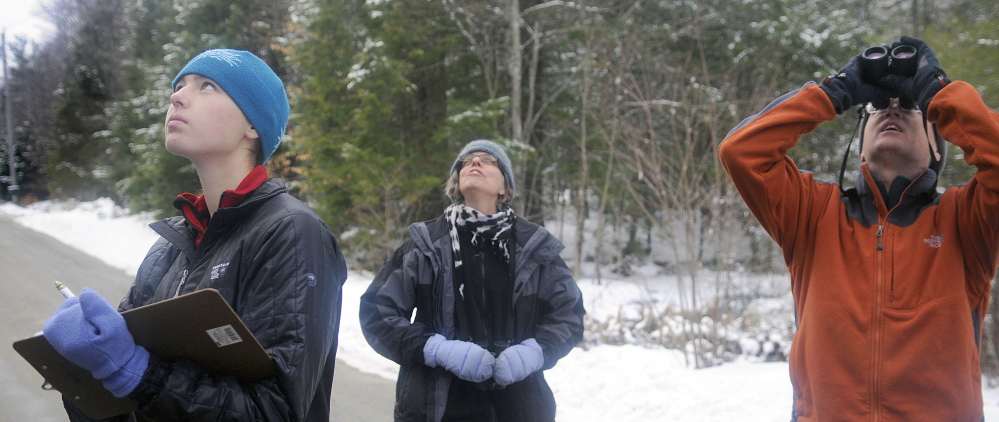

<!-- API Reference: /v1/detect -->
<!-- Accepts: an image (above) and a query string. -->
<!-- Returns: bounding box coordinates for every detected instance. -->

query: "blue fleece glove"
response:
[819,51,895,114]
[43,288,149,398]
[423,334,495,383]
[493,338,544,387]
[877,36,950,112]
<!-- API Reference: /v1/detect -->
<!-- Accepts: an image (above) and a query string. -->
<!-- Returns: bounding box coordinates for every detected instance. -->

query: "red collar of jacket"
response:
[176,165,269,246]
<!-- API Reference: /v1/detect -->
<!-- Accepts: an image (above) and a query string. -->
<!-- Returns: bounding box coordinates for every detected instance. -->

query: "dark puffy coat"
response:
[67,178,347,422]
[360,215,585,422]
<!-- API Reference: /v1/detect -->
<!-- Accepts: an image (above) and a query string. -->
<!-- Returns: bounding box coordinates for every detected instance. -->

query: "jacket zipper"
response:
[873,223,886,422]
[173,269,189,298]
[877,225,895,303]
[478,252,487,312]
[478,252,488,346]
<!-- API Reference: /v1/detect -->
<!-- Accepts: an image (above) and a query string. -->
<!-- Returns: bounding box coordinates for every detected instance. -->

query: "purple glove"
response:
[493,338,544,386]
[423,334,495,382]
[43,288,149,398]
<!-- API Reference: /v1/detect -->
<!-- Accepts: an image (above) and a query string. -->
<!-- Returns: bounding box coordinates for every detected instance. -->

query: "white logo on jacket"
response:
[924,235,944,248]
[211,262,230,280]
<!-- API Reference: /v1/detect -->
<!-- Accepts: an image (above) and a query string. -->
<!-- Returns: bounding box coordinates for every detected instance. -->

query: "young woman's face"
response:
[458,152,506,205]
[165,74,257,163]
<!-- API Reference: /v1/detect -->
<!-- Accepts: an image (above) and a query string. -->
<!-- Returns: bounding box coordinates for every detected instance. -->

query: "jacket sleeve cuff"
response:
[127,353,169,407]
[420,333,444,367]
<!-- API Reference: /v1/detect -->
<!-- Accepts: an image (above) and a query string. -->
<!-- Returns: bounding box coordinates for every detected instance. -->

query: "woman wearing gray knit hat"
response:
[45,49,347,422]
[361,139,585,421]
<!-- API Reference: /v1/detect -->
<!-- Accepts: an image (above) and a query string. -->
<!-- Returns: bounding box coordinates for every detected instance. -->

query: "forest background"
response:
[2,0,998,372]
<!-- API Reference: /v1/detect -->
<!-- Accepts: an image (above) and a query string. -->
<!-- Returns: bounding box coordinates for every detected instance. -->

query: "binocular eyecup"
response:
[860,45,918,83]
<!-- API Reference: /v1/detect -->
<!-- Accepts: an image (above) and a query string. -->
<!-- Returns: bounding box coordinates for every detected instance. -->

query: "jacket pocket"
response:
[885,231,962,310]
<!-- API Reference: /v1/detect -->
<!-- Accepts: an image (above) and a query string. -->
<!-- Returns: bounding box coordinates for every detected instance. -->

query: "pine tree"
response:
[294,0,505,268]
[43,0,133,201]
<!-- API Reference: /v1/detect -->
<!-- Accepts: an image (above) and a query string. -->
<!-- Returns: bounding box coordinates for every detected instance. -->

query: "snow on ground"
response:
[4,198,999,421]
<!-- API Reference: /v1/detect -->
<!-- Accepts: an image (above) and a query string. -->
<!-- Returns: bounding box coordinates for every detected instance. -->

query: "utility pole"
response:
[2,30,18,203]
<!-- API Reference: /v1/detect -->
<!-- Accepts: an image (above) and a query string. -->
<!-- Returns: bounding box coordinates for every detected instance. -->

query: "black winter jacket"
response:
[360,214,585,422]
[66,178,347,422]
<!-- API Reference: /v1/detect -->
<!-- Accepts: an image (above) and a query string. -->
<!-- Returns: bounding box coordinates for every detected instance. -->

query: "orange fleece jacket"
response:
[718,81,999,422]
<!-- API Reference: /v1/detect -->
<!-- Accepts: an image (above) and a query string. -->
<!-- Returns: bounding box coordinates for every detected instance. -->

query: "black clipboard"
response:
[12,288,277,419]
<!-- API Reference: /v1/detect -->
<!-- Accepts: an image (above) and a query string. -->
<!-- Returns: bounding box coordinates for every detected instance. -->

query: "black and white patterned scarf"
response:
[444,204,515,268]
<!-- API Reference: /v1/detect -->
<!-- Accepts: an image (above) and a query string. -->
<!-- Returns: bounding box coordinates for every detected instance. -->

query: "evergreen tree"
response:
[1,37,55,201]
[44,0,133,201]
[294,0,504,268]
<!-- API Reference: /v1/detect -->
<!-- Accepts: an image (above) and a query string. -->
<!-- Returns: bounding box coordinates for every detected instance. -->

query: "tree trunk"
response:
[508,0,522,144]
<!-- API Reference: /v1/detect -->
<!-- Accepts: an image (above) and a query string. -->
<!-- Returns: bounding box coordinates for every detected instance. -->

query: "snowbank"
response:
[5,198,999,421]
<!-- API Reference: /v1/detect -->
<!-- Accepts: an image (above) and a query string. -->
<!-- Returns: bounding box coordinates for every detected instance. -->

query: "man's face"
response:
[861,98,938,175]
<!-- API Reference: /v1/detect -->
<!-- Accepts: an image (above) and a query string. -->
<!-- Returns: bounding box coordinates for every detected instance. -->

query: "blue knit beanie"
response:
[172,49,289,163]
[451,140,515,200]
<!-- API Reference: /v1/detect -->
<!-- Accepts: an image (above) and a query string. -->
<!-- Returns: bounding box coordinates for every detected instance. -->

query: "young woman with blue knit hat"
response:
[43,49,347,421]
[361,139,585,421]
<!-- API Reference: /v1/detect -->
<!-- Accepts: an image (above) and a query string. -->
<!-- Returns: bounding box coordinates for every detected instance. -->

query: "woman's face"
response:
[458,152,506,207]
[165,74,257,164]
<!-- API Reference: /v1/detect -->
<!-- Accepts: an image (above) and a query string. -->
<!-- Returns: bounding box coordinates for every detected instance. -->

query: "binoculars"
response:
[860,45,918,83]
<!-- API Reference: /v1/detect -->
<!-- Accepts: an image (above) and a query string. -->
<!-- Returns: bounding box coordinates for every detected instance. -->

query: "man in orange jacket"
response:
[719,36,999,421]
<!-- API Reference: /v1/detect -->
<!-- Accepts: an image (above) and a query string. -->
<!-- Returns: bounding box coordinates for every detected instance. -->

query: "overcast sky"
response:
[1,0,54,77]
[1,0,53,42]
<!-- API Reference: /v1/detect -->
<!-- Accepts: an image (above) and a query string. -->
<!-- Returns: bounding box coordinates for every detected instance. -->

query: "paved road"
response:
[0,215,394,421]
